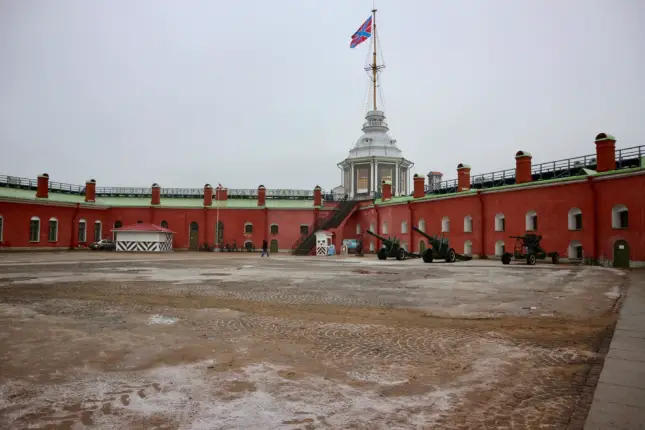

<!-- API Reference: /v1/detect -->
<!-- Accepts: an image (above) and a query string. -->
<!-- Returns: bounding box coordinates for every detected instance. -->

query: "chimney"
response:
[515,151,533,184]
[313,186,322,206]
[257,185,266,207]
[594,133,617,172]
[151,183,161,205]
[457,164,471,191]
[215,186,228,201]
[204,184,213,206]
[381,180,392,201]
[85,179,96,202]
[36,173,49,198]
[413,174,425,198]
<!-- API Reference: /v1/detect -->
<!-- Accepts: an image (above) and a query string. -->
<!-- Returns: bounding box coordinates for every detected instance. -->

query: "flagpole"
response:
[372,8,377,112]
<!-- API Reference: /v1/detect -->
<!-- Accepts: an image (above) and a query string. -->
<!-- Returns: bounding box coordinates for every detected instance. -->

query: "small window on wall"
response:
[369,222,375,232]
[78,219,87,242]
[160,220,168,228]
[270,224,279,234]
[418,219,426,233]
[441,217,450,233]
[114,220,123,229]
[401,221,408,234]
[568,208,582,231]
[464,215,473,233]
[137,220,143,224]
[381,222,388,235]
[29,216,40,242]
[369,241,375,252]
[48,218,58,242]
[495,240,505,256]
[525,211,538,231]
[612,205,628,229]
[94,221,102,242]
[495,214,505,232]
[300,225,309,235]
[244,223,253,234]
[356,224,361,234]
[0,216,3,242]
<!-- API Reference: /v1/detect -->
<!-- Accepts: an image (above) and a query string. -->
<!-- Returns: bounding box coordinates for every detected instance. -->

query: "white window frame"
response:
[78,219,87,243]
[29,216,40,242]
[495,240,505,256]
[612,204,628,229]
[0,215,3,242]
[244,222,253,234]
[401,221,408,234]
[94,220,102,242]
[463,215,473,233]
[525,210,538,231]
[441,216,450,233]
[494,213,505,232]
[48,217,59,242]
[270,223,279,235]
[464,240,473,256]
[418,219,426,233]
[568,208,582,231]
[568,240,583,259]
[381,221,388,235]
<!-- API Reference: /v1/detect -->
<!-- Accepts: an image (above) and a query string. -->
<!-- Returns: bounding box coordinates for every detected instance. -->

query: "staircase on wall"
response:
[292,197,358,256]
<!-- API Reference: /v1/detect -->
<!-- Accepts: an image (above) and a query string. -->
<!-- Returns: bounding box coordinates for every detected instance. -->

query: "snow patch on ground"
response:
[147,314,177,325]
[604,286,621,300]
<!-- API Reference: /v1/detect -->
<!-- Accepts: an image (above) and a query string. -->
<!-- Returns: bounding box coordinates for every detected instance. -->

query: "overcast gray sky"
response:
[1,0,643,190]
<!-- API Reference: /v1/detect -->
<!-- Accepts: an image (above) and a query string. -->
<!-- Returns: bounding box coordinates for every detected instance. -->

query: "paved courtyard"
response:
[0,252,628,429]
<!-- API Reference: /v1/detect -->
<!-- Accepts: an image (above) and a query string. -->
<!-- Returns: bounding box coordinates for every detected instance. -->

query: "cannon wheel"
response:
[446,248,457,263]
[422,249,433,263]
[396,247,406,261]
[377,248,388,260]
[501,253,512,265]
[527,253,537,265]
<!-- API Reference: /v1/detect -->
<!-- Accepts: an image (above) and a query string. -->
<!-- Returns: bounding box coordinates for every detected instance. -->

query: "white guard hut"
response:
[112,223,174,252]
[315,230,333,256]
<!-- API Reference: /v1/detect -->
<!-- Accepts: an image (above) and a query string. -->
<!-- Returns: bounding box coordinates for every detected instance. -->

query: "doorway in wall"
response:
[189,222,199,251]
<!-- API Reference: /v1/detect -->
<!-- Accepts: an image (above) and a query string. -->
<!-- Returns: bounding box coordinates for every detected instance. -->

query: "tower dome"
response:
[346,110,403,159]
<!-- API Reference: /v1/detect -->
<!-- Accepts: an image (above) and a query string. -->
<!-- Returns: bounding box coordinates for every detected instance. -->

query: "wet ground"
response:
[0,252,627,429]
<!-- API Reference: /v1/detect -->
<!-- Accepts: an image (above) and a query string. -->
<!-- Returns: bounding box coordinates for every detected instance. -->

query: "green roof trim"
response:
[375,195,413,206]
[0,187,322,209]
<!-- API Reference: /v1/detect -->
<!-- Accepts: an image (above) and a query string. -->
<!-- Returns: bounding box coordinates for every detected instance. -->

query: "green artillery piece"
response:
[411,226,472,263]
[502,234,559,265]
[365,230,420,261]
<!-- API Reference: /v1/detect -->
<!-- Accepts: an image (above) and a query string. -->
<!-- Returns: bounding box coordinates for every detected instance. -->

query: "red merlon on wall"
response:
[36,174,49,199]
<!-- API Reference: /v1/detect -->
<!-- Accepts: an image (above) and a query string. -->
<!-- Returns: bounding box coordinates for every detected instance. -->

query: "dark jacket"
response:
[262,240,268,250]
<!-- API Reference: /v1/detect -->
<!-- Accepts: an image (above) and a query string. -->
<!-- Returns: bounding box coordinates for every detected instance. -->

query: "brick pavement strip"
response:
[585,271,645,430]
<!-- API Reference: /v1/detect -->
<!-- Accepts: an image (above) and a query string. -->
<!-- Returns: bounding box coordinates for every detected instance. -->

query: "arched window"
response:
[568,241,583,260]
[418,219,426,233]
[0,215,3,242]
[244,240,253,251]
[381,221,388,235]
[525,210,538,231]
[160,220,168,228]
[612,205,628,229]
[463,215,473,233]
[494,213,505,232]
[464,240,473,256]
[244,222,253,234]
[78,219,87,242]
[401,221,408,234]
[48,217,58,242]
[441,216,450,233]
[94,220,102,242]
[495,240,505,256]
[356,223,361,234]
[568,208,582,231]
[270,224,279,235]
[369,222,375,233]
[300,225,309,235]
[29,216,40,242]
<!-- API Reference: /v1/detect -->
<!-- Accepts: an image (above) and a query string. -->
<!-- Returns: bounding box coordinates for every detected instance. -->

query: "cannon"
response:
[365,230,419,260]
[411,226,472,263]
[501,234,559,265]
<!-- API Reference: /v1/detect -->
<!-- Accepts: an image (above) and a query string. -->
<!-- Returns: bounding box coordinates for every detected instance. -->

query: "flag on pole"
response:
[350,15,372,48]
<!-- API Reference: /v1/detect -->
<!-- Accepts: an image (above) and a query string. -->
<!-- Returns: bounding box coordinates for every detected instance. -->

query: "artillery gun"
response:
[502,234,559,265]
[365,230,419,261]
[411,226,472,263]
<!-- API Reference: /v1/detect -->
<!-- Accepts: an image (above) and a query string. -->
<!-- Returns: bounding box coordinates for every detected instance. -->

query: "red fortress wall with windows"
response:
[0,133,643,267]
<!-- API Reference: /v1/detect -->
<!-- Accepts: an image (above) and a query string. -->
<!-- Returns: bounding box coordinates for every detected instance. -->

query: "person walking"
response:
[261,239,269,257]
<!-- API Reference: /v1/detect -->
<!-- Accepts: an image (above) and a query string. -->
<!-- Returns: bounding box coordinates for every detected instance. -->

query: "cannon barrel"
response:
[411,225,432,240]
[365,229,390,243]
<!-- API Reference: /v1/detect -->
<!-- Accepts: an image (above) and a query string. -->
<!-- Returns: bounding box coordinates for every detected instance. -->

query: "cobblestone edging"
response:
[565,293,625,430]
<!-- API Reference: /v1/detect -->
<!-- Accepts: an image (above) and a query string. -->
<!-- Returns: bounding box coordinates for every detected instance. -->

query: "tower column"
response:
[350,161,355,198]
[395,162,400,196]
